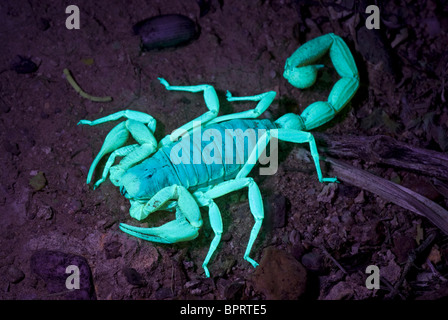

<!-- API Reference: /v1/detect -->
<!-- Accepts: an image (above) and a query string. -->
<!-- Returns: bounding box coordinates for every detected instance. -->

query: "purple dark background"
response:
[1,0,448,300]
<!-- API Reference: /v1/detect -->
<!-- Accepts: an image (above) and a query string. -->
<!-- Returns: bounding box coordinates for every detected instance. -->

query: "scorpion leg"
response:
[273,128,337,183]
[193,191,223,278]
[157,78,219,146]
[108,119,157,185]
[78,109,156,131]
[93,144,138,189]
[205,177,264,269]
[78,110,158,185]
[83,122,129,184]
[207,90,276,125]
[119,185,203,242]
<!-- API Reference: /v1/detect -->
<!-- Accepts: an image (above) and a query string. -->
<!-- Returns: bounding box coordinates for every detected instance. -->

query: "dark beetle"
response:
[133,14,200,51]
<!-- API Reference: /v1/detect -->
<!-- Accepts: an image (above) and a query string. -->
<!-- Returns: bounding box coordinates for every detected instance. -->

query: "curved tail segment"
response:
[280,33,359,131]
[275,34,359,184]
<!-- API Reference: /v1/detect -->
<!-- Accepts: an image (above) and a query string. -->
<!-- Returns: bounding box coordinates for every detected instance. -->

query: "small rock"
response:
[317,184,338,203]
[39,17,51,31]
[350,221,385,246]
[224,281,245,300]
[155,287,173,300]
[402,173,441,201]
[29,171,47,191]
[290,244,306,261]
[36,206,53,220]
[191,288,202,295]
[3,141,20,156]
[104,241,122,259]
[249,246,307,299]
[322,281,353,300]
[30,250,96,300]
[7,266,25,284]
[289,230,301,245]
[381,254,401,284]
[354,191,365,204]
[67,199,82,214]
[428,246,442,264]
[185,279,201,289]
[11,55,38,74]
[301,251,324,273]
[0,98,11,113]
[264,194,289,229]
[123,267,146,287]
[183,260,194,270]
[392,234,416,264]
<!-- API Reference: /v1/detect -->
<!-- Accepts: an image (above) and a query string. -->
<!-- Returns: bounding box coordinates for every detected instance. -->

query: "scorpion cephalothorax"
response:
[78,33,359,277]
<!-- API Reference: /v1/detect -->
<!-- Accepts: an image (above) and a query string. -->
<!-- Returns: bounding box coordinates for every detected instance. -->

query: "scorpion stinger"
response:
[275,33,360,182]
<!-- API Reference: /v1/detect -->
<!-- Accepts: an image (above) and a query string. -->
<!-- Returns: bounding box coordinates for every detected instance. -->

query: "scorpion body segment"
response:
[78,34,359,277]
[122,118,276,201]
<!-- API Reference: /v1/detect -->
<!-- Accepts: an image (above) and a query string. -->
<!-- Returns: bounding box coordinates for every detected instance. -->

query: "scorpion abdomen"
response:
[165,118,277,191]
[123,119,276,200]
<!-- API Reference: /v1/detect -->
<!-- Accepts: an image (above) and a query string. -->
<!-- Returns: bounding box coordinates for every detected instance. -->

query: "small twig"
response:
[45,289,77,298]
[63,68,112,102]
[386,232,437,300]
[426,258,448,282]
[380,278,406,300]
[320,246,348,274]
[320,155,448,235]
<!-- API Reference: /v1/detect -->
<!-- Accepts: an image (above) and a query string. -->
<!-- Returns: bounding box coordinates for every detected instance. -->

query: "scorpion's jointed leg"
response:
[119,185,203,243]
[78,110,157,185]
[92,144,138,189]
[273,129,337,182]
[158,78,219,145]
[282,33,359,131]
[207,90,276,125]
[205,177,264,269]
[193,191,224,278]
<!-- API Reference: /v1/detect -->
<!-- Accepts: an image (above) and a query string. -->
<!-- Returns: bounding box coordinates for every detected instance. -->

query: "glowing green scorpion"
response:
[78,33,359,277]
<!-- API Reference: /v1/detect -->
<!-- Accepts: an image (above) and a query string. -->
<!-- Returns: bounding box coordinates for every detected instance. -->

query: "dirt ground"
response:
[1,0,448,300]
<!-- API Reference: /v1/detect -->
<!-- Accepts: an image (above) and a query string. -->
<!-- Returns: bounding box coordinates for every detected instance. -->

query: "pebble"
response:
[3,141,20,156]
[104,241,122,259]
[264,194,289,229]
[155,287,173,300]
[36,206,53,220]
[10,55,38,74]
[224,281,245,300]
[7,265,25,284]
[301,251,324,273]
[317,184,338,203]
[354,190,365,204]
[249,246,307,299]
[29,171,47,191]
[123,267,146,287]
[30,250,96,300]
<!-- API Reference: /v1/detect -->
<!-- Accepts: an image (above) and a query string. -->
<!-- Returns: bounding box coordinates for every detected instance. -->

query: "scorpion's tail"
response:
[277,33,359,132]
[273,34,359,183]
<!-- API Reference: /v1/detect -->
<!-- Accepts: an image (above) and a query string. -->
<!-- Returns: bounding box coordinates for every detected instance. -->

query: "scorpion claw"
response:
[119,217,200,244]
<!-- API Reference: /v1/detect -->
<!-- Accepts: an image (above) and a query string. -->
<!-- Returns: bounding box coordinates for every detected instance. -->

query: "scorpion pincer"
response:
[78,33,359,277]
